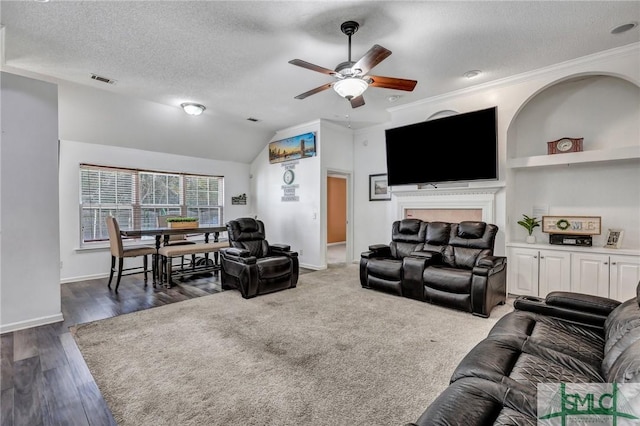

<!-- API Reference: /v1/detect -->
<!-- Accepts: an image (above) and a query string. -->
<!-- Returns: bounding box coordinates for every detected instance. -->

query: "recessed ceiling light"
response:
[610,22,638,34]
[387,95,400,102]
[463,70,482,79]
[33,0,50,3]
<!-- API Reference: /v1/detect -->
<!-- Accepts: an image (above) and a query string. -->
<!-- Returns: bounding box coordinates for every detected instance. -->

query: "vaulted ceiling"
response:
[1,1,638,163]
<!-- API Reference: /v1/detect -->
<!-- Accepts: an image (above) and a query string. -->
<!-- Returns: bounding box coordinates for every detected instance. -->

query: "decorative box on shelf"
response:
[166,218,199,229]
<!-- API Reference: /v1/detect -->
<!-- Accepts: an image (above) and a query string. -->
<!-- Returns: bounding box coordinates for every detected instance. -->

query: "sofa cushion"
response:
[488,311,604,366]
[256,256,291,279]
[607,339,640,383]
[602,299,640,379]
[458,221,486,239]
[367,258,403,280]
[412,377,537,426]
[391,219,426,243]
[423,266,472,293]
[443,246,490,269]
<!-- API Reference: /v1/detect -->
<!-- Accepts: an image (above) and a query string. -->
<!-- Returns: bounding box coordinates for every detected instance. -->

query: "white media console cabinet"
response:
[507,242,640,302]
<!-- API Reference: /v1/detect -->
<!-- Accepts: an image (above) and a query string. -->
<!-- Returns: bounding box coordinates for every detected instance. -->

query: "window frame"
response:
[79,163,224,247]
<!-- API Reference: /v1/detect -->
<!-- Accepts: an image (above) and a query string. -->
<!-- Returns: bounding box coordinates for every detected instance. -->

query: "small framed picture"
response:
[369,173,391,201]
[604,229,624,249]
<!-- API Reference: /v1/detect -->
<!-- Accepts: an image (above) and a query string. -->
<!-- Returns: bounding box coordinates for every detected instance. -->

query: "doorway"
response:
[327,173,349,265]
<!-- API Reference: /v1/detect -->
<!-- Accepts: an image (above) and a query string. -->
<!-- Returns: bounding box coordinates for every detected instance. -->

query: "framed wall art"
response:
[542,215,601,235]
[268,132,316,164]
[369,174,391,201]
[604,229,624,249]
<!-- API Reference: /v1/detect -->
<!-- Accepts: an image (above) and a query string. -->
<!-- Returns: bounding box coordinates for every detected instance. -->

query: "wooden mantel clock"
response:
[547,137,584,155]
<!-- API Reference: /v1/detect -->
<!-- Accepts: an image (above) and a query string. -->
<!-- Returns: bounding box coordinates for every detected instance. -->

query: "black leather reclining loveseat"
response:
[360,219,507,317]
[407,283,640,425]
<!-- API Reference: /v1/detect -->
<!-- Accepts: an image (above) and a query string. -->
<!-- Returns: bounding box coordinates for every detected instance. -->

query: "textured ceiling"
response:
[1,1,639,163]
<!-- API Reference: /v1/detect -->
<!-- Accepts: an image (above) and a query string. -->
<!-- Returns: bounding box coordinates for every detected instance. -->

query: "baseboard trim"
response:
[1,313,64,334]
[61,273,109,284]
[299,263,326,271]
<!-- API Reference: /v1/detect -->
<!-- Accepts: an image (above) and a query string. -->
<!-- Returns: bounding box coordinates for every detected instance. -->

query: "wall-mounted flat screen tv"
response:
[385,106,498,186]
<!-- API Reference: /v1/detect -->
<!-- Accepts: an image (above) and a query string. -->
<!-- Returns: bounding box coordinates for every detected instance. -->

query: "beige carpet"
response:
[72,264,513,426]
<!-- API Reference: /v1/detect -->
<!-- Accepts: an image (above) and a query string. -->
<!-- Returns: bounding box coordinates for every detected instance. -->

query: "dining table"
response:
[120,225,228,283]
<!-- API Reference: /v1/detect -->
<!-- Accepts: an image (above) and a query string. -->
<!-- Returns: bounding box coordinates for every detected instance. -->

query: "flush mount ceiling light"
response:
[333,77,369,100]
[464,70,482,79]
[610,22,638,34]
[180,102,206,116]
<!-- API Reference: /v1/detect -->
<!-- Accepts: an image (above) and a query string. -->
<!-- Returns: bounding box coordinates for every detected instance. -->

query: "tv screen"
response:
[385,107,498,186]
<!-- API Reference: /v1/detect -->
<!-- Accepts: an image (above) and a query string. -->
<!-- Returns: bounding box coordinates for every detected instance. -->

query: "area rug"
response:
[72,264,513,426]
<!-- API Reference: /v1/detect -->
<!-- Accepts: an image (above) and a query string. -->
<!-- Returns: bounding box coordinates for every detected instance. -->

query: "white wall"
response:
[251,121,322,269]
[1,72,62,333]
[58,80,272,164]
[510,76,640,247]
[351,44,639,257]
[320,122,354,263]
[59,140,253,282]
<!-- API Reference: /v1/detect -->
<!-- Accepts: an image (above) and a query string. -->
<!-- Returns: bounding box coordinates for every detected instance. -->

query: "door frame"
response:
[323,168,352,267]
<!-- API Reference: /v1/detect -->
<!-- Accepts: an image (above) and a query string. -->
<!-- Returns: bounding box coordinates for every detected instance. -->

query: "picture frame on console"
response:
[369,174,391,201]
[604,229,624,249]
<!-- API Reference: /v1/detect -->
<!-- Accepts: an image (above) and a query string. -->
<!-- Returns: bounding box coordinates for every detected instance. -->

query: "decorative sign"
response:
[281,163,299,202]
[542,215,601,235]
[231,193,247,205]
[269,132,316,164]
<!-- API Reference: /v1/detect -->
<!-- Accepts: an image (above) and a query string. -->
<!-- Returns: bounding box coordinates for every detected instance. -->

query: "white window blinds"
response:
[80,164,224,244]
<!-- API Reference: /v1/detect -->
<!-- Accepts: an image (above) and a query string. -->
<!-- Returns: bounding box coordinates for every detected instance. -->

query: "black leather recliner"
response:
[361,220,507,317]
[407,282,640,425]
[420,221,506,317]
[360,219,427,297]
[220,218,299,298]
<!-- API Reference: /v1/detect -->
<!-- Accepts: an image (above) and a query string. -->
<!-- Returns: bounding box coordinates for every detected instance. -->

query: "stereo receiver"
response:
[549,234,592,247]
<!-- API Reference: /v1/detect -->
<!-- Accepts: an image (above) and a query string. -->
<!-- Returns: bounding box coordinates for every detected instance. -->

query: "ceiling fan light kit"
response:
[289,20,417,109]
[333,77,369,99]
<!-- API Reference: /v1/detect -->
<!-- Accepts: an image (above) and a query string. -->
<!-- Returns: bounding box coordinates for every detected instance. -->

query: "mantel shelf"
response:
[507,145,640,169]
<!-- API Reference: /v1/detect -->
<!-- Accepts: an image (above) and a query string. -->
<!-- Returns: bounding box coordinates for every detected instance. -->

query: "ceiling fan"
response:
[289,21,418,109]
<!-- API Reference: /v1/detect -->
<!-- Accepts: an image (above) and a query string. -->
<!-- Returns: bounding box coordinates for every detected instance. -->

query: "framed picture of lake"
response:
[369,173,391,201]
[268,132,316,164]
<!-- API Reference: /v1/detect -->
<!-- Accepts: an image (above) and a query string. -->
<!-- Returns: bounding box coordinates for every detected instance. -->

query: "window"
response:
[80,164,223,244]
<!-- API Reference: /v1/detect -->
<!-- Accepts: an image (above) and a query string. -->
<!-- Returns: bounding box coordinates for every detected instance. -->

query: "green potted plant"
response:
[165,216,199,229]
[517,214,541,243]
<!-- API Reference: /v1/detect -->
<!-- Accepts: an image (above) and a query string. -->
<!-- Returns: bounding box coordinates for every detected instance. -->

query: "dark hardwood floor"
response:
[1,269,313,426]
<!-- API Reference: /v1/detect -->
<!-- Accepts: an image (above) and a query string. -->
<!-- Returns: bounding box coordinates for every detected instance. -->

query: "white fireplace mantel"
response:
[392,183,505,224]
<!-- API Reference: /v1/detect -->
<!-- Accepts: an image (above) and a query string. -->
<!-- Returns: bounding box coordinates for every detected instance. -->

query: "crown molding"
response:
[388,42,640,114]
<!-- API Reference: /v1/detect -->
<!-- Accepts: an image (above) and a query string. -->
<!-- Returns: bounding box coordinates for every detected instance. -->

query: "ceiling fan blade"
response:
[288,59,337,76]
[369,75,417,91]
[294,83,334,100]
[349,95,365,108]
[351,44,391,75]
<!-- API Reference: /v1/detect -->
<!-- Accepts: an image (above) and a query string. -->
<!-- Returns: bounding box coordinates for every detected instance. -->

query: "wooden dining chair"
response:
[106,216,157,293]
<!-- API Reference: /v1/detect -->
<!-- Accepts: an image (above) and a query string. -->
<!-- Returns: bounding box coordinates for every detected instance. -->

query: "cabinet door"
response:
[571,253,609,297]
[610,255,640,302]
[539,250,571,297]
[508,248,539,296]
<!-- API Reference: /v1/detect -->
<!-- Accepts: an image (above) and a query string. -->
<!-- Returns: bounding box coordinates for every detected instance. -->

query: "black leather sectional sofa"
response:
[360,219,507,317]
[407,284,640,425]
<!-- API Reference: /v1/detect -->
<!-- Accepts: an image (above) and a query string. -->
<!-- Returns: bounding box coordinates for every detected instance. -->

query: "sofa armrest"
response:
[220,247,257,265]
[513,292,621,328]
[270,244,298,257]
[409,250,442,264]
[361,244,391,259]
[545,292,621,316]
[472,255,506,276]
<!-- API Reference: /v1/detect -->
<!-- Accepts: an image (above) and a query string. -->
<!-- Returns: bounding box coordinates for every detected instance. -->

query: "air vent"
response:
[90,73,116,84]
[246,117,260,122]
